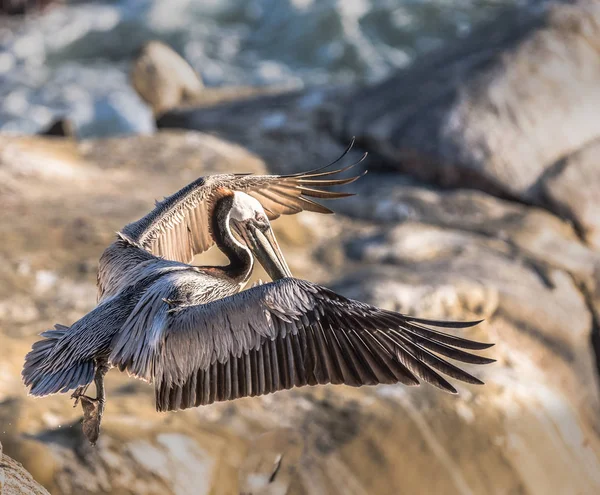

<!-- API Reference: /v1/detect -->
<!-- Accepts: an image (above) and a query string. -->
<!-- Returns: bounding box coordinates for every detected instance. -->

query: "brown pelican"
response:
[22,143,494,444]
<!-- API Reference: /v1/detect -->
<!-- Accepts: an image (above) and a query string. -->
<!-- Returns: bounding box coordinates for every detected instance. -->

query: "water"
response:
[0,0,519,138]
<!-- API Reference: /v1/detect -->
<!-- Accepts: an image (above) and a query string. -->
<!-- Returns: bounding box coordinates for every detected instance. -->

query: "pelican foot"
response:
[79,395,105,445]
[70,385,89,408]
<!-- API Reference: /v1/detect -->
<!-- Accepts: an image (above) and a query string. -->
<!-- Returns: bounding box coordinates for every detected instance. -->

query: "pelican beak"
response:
[236,222,292,280]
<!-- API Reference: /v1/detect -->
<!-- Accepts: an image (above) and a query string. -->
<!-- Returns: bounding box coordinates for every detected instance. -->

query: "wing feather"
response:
[108,277,494,412]
[120,146,366,264]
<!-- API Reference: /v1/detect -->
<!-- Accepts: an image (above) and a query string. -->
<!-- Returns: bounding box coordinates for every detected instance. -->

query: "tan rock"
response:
[131,41,205,115]
[130,40,293,117]
[543,137,600,250]
[0,441,50,495]
[1,132,599,494]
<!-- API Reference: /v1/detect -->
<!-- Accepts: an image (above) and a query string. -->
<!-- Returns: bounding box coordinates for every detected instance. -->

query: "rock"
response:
[338,174,600,298]
[12,369,600,495]
[0,441,50,495]
[131,40,297,117]
[131,41,205,116]
[130,40,293,118]
[543,137,600,249]
[337,0,600,248]
[2,130,600,494]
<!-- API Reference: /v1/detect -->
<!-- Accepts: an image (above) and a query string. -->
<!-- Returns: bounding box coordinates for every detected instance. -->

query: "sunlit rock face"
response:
[131,41,205,116]
[0,441,50,495]
[0,127,599,494]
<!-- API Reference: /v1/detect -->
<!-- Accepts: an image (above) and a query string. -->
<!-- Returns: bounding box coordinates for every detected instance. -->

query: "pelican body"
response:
[23,144,494,444]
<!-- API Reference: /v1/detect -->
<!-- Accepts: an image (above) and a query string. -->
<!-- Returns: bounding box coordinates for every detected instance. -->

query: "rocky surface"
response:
[0,441,50,495]
[338,0,600,250]
[131,41,206,116]
[1,128,600,494]
[542,137,600,250]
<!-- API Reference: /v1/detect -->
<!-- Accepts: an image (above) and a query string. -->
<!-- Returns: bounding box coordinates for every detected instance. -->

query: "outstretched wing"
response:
[121,141,366,264]
[109,277,494,412]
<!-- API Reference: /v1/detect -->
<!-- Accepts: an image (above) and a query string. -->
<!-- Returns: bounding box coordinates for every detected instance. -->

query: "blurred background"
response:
[0,0,517,137]
[1,0,600,494]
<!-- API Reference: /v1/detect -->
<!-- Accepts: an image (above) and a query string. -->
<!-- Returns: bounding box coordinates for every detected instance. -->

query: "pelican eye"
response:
[254,213,269,231]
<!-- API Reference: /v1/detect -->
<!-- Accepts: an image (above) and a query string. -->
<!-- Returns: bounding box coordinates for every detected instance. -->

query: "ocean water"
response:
[0,0,519,138]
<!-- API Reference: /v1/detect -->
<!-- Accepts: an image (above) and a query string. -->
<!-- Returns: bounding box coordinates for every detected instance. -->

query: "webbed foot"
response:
[80,395,104,445]
[73,362,108,445]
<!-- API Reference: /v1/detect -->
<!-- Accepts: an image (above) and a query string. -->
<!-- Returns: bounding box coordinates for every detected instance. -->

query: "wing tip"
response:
[286,138,368,178]
[406,317,486,328]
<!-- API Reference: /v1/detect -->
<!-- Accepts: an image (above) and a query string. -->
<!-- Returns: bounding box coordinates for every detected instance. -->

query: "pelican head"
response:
[229,191,293,280]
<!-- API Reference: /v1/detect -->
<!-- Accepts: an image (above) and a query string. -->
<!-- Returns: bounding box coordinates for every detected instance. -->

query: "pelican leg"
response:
[79,362,109,445]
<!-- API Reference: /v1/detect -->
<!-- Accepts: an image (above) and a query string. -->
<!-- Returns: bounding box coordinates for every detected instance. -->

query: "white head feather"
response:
[229,191,267,222]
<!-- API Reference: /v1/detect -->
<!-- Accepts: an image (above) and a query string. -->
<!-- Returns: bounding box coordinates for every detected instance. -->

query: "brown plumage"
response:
[121,143,366,265]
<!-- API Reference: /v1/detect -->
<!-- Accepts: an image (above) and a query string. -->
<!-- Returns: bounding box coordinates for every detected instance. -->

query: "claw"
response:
[71,384,90,408]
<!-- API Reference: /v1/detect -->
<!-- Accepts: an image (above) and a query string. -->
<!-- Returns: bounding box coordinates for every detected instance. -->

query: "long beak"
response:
[243,223,293,280]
